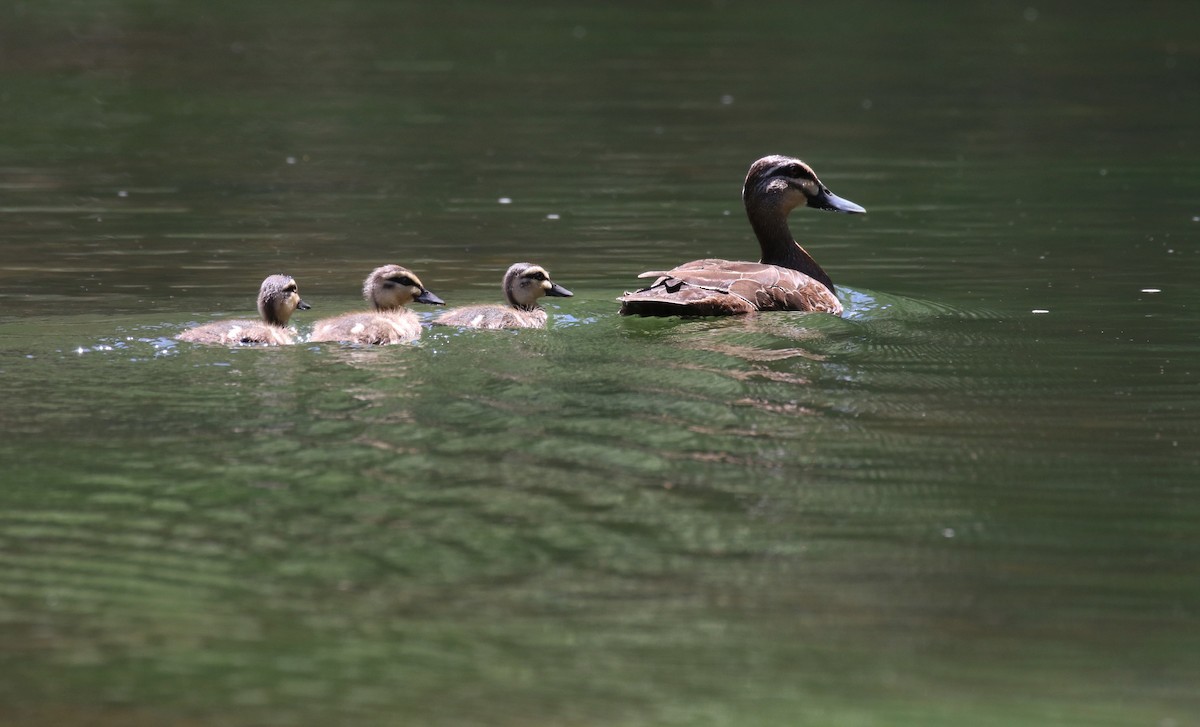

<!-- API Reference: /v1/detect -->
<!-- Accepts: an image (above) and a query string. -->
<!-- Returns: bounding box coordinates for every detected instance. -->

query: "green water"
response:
[2,2,1199,725]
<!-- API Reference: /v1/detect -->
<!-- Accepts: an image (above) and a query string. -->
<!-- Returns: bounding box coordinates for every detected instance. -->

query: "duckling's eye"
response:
[284,284,297,292]
[528,272,547,281]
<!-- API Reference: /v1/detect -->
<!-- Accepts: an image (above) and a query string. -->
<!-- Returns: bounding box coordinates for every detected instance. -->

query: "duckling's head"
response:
[503,262,573,311]
[364,264,445,310]
[258,274,310,327]
[743,155,866,215]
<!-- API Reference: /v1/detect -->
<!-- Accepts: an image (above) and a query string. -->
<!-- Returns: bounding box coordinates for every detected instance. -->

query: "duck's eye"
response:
[284,285,297,292]
[385,276,414,287]
[782,165,815,183]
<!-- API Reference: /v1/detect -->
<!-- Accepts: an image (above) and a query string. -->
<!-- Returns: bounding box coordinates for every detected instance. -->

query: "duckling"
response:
[433,262,572,330]
[177,274,310,345]
[309,264,444,345]
[618,155,865,317]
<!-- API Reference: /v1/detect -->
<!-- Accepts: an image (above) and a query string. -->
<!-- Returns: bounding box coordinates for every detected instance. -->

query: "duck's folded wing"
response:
[620,259,841,316]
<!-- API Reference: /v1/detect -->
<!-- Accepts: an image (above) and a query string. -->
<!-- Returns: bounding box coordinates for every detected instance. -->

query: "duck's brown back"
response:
[618,258,842,316]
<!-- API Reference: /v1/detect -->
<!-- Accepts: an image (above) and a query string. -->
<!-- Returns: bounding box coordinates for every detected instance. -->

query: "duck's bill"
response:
[809,188,866,214]
[547,284,573,298]
[297,299,312,310]
[416,290,445,305]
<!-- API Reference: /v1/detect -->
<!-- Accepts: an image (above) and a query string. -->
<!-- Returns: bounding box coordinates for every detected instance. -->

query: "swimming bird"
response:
[177,274,310,345]
[618,155,865,317]
[433,262,572,330]
[309,264,444,344]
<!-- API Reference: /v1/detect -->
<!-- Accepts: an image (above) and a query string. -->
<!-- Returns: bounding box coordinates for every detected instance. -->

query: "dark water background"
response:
[1,2,1198,725]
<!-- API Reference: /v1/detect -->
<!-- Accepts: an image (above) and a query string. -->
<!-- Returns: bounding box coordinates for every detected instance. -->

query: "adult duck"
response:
[433,262,572,330]
[309,264,444,345]
[618,155,864,316]
[177,274,310,345]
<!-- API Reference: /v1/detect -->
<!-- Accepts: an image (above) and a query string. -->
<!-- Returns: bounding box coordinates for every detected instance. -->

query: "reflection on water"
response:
[7,280,1197,724]
[2,0,1200,725]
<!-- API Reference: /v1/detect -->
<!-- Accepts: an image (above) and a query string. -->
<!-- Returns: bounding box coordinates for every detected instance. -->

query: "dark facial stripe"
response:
[503,267,522,307]
[763,163,814,182]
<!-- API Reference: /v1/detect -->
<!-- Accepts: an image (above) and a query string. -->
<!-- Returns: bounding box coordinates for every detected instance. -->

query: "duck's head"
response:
[503,262,573,311]
[743,155,866,215]
[258,274,310,327]
[364,264,444,310]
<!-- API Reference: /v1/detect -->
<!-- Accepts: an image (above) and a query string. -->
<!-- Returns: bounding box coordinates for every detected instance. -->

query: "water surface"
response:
[1,2,1199,725]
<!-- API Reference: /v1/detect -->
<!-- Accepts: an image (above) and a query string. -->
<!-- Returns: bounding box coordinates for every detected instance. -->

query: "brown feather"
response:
[309,310,423,345]
[432,262,569,330]
[177,320,298,345]
[619,259,842,316]
[177,274,308,345]
[618,155,863,317]
[308,264,442,345]
[434,305,548,330]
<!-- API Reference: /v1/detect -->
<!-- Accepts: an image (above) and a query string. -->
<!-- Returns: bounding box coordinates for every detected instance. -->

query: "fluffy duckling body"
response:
[619,155,865,317]
[309,265,444,345]
[433,263,572,330]
[177,274,310,345]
